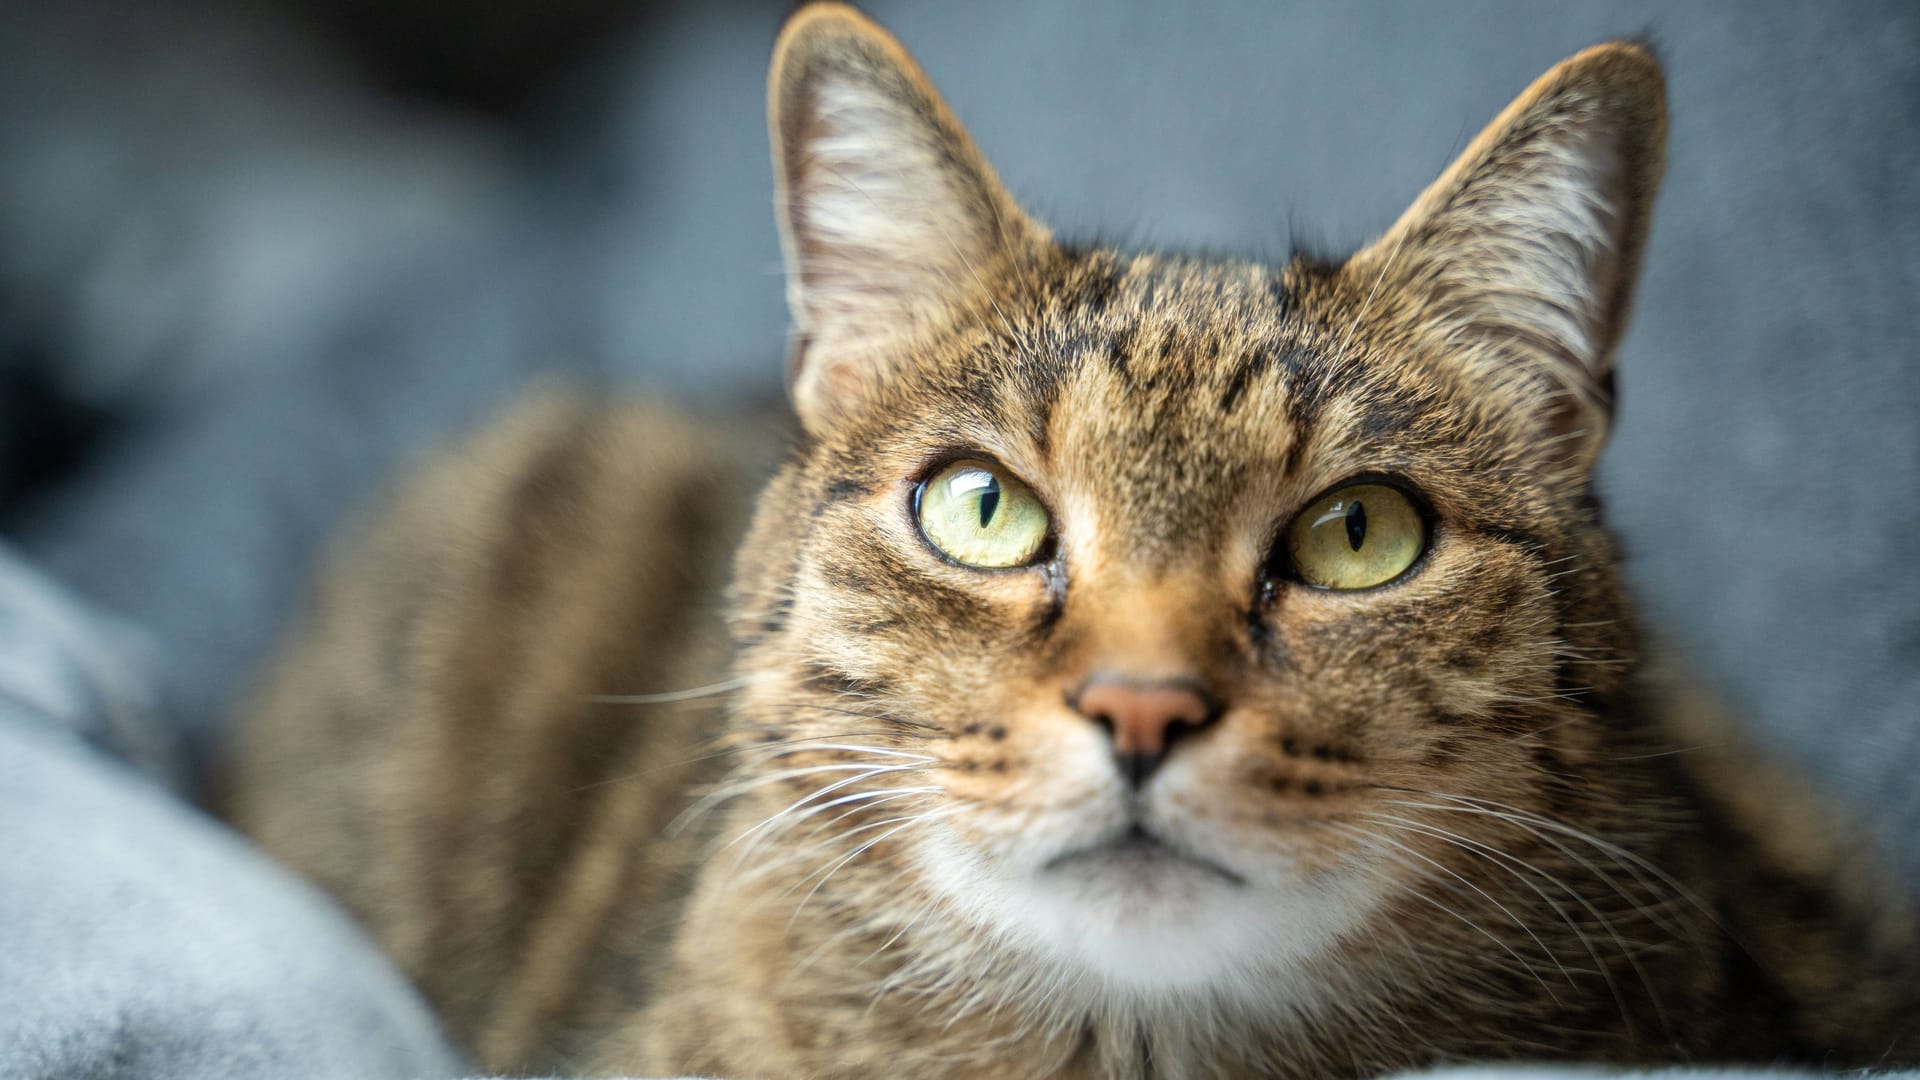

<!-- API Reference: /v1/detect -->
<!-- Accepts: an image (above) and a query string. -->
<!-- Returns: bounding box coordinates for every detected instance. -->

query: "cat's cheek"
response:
[1147,740,1334,884]
[935,714,1126,872]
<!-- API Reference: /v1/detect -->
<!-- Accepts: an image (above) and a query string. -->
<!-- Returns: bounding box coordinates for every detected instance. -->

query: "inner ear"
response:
[769,4,1046,434]
[1344,42,1667,473]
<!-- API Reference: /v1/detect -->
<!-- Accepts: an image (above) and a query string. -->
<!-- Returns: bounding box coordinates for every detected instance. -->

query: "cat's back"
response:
[228,390,777,1069]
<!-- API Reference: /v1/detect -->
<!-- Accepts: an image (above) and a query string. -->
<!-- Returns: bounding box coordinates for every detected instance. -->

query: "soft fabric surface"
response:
[0,544,463,1079]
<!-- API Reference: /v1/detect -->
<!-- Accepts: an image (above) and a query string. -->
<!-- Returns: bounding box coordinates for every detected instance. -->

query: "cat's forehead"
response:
[1026,250,1401,471]
[1057,251,1306,370]
[859,248,1429,471]
[1026,253,1336,549]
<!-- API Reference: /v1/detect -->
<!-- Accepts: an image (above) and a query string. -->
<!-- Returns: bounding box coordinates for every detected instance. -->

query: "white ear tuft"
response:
[769,4,1041,433]
[1352,42,1667,469]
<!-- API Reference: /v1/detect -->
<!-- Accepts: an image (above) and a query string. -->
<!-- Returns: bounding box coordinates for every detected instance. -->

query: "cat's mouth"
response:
[1042,824,1246,886]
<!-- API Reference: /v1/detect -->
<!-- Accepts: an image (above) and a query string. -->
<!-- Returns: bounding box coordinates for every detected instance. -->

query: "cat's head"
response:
[731,3,1667,1001]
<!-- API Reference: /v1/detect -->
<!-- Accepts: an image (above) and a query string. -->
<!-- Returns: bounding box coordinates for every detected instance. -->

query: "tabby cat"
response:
[230,5,1919,1077]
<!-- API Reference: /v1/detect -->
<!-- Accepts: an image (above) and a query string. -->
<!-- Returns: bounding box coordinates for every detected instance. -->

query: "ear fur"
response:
[769,3,1043,434]
[1347,42,1667,472]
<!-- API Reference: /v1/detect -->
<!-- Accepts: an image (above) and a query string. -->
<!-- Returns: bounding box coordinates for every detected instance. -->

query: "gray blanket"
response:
[0,544,462,1079]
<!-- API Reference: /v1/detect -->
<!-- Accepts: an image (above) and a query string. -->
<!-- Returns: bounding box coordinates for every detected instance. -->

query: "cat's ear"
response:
[770,3,1043,434]
[1349,42,1666,473]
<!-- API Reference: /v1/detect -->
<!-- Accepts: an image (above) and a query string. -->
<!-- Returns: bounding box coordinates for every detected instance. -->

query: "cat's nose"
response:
[1071,676,1221,788]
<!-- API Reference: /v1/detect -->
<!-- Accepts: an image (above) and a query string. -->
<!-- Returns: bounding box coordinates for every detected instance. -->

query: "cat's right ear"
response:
[770,3,1043,435]
[1346,42,1667,476]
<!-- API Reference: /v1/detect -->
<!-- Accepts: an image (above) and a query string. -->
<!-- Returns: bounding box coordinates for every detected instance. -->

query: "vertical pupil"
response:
[1345,499,1367,551]
[977,477,1001,528]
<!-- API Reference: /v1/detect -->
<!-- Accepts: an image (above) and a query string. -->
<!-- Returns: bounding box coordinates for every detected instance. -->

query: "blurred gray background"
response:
[0,1,1914,880]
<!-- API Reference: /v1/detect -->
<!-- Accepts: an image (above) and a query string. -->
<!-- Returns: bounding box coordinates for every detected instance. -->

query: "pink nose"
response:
[1072,677,1219,787]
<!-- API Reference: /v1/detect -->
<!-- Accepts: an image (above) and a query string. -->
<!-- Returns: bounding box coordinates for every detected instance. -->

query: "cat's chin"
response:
[915,829,1380,998]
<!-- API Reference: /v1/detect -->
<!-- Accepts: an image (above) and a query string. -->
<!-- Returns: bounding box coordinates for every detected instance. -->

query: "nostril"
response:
[1162,716,1196,752]
[1071,675,1223,787]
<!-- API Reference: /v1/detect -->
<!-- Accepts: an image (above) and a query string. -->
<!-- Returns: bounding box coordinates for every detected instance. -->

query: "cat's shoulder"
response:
[227,386,784,1062]
[1647,663,1920,1053]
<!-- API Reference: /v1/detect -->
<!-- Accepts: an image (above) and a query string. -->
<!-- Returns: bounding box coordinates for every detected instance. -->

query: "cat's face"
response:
[732,4,1665,1000]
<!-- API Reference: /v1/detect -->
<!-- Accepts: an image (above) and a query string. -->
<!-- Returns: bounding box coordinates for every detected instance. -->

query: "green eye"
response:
[1284,483,1426,590]
[916,460,1050,569]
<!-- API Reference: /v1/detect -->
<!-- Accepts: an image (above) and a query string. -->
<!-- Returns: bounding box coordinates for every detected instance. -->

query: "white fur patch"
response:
[911,728,1383,1014]
[787,79,994,350]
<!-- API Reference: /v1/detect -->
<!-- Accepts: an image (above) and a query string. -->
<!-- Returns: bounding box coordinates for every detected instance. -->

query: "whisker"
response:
[668,761,922,836]
[1337,820,1572,995]
[1410,798,1694,945]
[1358,810,1658,1037]
[725,785,941,865]
[587,674,766,705]
[1379,788,1726,942]
[1336,221,1411,358]
[665,728,937,772]
[784,806,969,928]
[1326,821,1558,999]
[694,760,920,807]
[750,743,937,763]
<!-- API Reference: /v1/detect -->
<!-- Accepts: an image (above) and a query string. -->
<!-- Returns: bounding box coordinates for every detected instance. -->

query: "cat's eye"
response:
[916,459,1050,569]
[1284,483,1427,590]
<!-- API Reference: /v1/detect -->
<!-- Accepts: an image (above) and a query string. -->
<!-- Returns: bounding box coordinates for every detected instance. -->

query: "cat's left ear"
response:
[770,4,1046,435]
[1348,42,1667,473]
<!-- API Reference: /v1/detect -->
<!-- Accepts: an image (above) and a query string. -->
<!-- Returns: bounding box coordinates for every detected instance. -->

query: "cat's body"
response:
[230,6,1920,1077]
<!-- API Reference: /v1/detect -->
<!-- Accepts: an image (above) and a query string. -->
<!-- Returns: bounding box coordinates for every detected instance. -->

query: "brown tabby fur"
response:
[229,5,1920,1077]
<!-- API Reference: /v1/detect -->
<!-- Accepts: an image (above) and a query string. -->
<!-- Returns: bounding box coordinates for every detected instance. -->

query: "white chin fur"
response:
[914,829,1381,1001]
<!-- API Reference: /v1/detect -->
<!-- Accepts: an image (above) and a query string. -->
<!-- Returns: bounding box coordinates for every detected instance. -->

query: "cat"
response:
[229,4,1920,1077]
